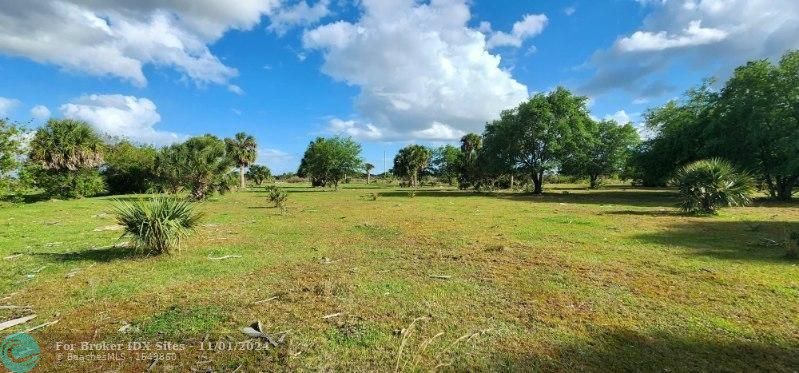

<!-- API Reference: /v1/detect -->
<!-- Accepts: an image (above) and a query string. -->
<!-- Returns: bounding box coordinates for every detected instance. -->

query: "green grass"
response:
[1,183,797,371]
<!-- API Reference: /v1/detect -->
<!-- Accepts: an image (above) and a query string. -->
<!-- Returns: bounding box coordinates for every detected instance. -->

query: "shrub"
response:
[114,197,203,255]
[266,186,288,210]
[103,141,158,195]
[673,158,754,214]
[28,165,106,199]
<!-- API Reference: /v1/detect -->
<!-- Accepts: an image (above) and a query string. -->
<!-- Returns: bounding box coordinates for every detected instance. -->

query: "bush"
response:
[114,197,203,255]
[28,165,106,199]
[673,158,754,214]
[103,141,157,194]
[266,186,288,210]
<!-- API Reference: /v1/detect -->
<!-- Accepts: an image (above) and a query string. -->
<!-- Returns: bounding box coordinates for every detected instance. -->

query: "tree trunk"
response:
[776,176,796,201]
[239,167,245,189]
[509,175,514,190]
[367,171,371,184]
[532,171,543,194]
[589,175,599,189]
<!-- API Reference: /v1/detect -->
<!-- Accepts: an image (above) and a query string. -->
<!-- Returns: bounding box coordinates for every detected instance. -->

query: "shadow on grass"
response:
[30,245,143,263]
[633,220,799,262]
[605,210,686,217]
[376,188,680,208]
[483,328,799,371]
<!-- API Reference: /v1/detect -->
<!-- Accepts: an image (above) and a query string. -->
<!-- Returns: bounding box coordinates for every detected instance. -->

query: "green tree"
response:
[28,119,106,198]
[225,132,257,189]
[482,87,591,194]
[0,119,24,195]
[393,145,431,187]
[246,164,272,185]
[705,51,799,200]
[431,145,461,185]
[562,119,640,188]
[364,163,375,184]
[155,135,234,200]
[103,140,158,194]
[626,83,716,187]
[297,137,362,190]
[458,133,483,189]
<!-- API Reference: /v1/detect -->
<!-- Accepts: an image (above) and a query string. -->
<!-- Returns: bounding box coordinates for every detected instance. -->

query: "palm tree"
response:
[29,119,104,171]
[365,163,375,184]
[225,132,257,189]
[674,158,754,214]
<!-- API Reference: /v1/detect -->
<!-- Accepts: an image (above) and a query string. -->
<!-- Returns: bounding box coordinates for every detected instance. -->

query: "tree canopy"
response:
[561,119,640,188]
[393,145,431,188]
[297,136,362,189]
[482,87,592,194]
[155,135,234,200]
[225,132,257,189]
[246,164,271,185]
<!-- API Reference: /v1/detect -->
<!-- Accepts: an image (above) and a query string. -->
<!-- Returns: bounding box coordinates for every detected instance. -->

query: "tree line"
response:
[0,118,269,200]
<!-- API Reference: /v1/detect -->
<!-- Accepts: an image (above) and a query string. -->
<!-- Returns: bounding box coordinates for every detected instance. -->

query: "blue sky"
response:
[1,0,797,173]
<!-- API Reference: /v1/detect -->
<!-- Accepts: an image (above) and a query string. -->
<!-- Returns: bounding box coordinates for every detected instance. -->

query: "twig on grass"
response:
[0,314,37,331]
[322,312,343,319]
[207,255,242,260]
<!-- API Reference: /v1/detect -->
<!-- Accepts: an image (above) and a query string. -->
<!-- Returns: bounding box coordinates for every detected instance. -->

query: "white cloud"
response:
[60,94,185,145]
[227,84,245,95]
[328,118,384,140]
[305,0,529,141]
[616,20,727,52]
[582,0,799,98]
[0,1,320,88]
[268,0,330,35]
[257,147,295,173]
[0,97,20,117]
[604,110,632,124]
[564,6,576,16]
[486,13,548,49]
[30,105,51,120]
[410,122,465,141]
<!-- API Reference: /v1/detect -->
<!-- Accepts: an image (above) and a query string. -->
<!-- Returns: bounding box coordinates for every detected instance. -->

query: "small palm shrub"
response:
[673,158,754,214]
[266,186,288,210]
[114,197,203,255]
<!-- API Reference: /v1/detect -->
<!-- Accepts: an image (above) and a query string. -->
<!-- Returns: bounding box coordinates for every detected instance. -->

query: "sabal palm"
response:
[674,158,754,214]
[225,132,257,188]
[365,163,374,183]
[29,119,104,171]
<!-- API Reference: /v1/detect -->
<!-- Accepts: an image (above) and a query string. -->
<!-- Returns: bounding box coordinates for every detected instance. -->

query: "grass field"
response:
[1,183,798,371]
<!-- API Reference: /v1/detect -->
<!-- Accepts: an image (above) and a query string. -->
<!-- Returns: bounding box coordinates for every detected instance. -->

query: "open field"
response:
[1,184,798,371]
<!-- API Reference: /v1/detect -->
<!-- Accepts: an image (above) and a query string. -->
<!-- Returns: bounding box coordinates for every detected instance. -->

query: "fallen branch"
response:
[429,275,451,280]
[0,315,37,331]
[0,305,32,309]
[253,296,278,304]
[322,312,343,319]
[4,254,23,260]
[208,255,242,260]
[25,319,59,333]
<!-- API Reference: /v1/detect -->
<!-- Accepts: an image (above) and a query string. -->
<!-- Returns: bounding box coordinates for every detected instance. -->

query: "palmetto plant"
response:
[225,132,257,189]
[266,185,288,211]
[674,158,754,214]
[114,198,203,255]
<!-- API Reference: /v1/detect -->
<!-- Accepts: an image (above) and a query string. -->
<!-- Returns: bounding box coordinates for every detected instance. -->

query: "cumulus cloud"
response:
[30,105,51,120]
[257,147,295,173]
[0,97,20,117]
[60,94,185,145]
[582,0,799,99]
[486,13,548,49]
[604,110,633,124]
[304,0,529,141]
[0,1,297,87]
[268,0,330,35]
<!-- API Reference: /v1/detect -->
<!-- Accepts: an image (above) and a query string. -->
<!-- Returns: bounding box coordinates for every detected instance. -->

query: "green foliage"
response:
[630,50,799,199]
[482,87,592,194]
[27,166,106,199]
[103,140,157,194]
[27,119,105,198]
[458,133,483,189]
[265,185,288,210]
[246,164,271,185]
[430,145,461,185]
[393,145,431,187]
[674,159,754,214]
[0,119,24,195]
[155,135,233,200]
[114,197,203,255]
[297,136,362,189]
[561,119,640,188]
[225,132,257,189]
[29,119,104,171]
